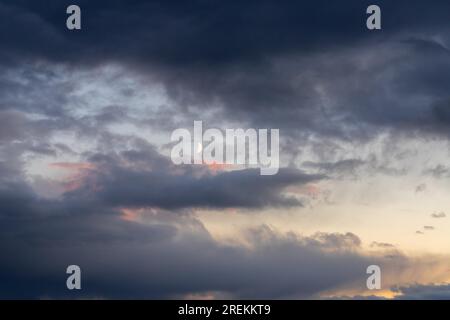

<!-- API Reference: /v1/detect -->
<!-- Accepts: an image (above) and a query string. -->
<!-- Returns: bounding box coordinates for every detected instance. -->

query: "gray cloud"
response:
[370,241,395,249]
[74,140,324,210]
[424,165,450,179]
[302,159,365,177]
[394,284,450,300]
[431,212,447,218]
[0,210,378,299]
[1,1,450,142]
[1,0,450,300]
[415,183,427,193]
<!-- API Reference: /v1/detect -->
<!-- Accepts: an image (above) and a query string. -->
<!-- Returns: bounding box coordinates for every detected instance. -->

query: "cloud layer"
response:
[1,0,450,299]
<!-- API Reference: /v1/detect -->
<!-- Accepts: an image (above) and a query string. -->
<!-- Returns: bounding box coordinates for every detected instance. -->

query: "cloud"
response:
[0,1,398,66]
[302,159,365,178]
[431,212,447,218]
[29,139,322,211]
[0,176,372,299]
[1,152,444,299]
[423,165,450,179]
[2,165,449,299]
[415,183,427,193]
[2,0,450,300]
[393,284,450,300]
[0,208,401,299]
[2,1,450,143]
[370,242,395,249]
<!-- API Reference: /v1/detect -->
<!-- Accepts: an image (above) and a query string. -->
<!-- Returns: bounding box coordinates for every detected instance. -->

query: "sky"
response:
[1,0,450,299]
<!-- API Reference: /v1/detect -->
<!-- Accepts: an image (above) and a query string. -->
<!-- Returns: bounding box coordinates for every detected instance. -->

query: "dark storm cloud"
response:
[69,145,326,210]
[1,128,325,216]
[346,39,450,136]
[0,0,382,66]
[2,0,450,300]
[0,138,354,300]
[2,0,450,140]
[0,183,440,300]
[393,284,450,300]
[94,167,320,209]
[0,207,376,299]
[0,142,352,299]
[2,0,449,66]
